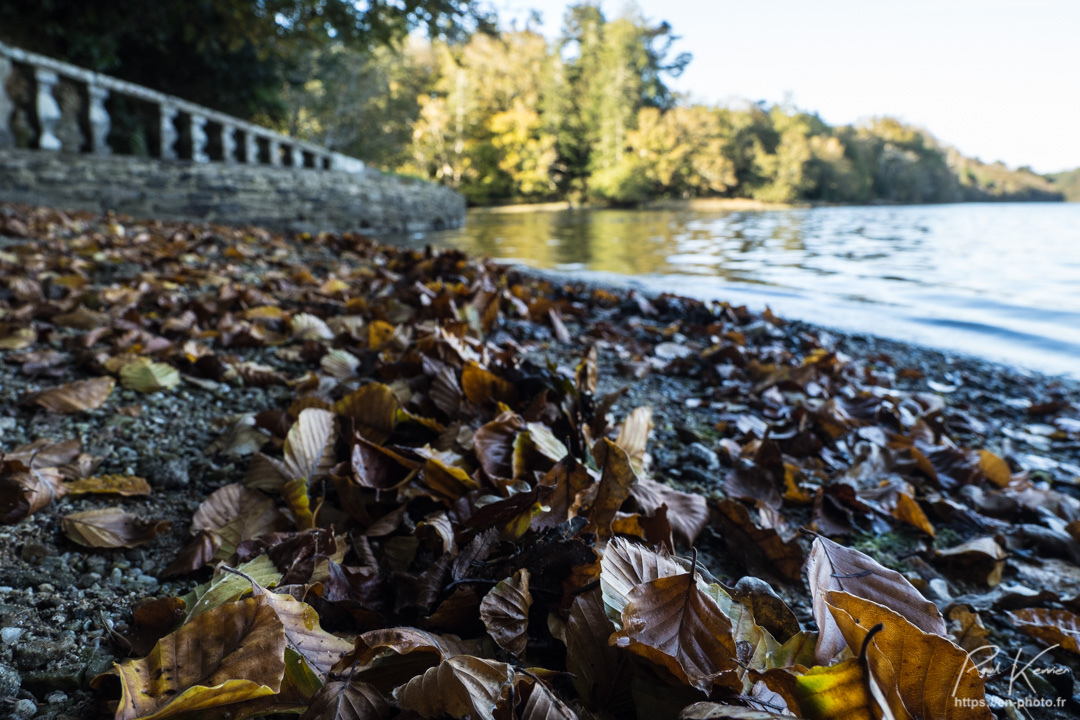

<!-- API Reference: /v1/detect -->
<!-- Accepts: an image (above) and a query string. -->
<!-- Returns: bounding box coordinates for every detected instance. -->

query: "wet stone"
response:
[683,442,720,471]
[0,661,20,698]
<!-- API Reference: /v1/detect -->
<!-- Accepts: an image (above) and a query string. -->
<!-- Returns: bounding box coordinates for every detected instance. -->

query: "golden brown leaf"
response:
[946,605,992,661]
[479,569,532,657]
[333,384,399,444]
[34,376,115,413]
[64,474,151,497]
[977,450,1013,488]
[791,658,877,720]
[251,586,354,679]
[99,595,288,720]
[587,438,638,537]
[61,508,169,548]
[827,590,992,719]
[806,535,945,665]
[191,483,286,560]
[462,361,518,407]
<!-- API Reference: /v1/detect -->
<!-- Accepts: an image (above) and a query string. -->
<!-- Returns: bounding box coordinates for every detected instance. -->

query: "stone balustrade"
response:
[0,41,361,173]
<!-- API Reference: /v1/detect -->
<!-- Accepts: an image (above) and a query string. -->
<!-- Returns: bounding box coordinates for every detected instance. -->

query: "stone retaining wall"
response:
[0,149,464,233]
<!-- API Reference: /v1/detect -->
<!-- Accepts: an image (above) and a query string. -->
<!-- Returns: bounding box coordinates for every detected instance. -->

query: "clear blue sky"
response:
[493,0,1080,174]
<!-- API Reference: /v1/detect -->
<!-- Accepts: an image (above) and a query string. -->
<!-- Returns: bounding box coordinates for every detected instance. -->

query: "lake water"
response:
[395,203,1080,378]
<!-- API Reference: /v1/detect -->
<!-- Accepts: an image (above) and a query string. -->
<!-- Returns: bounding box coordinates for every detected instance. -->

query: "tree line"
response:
[2,1,1064,206]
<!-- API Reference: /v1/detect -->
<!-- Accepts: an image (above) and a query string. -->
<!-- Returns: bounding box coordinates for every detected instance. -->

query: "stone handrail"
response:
[0,41,363,172]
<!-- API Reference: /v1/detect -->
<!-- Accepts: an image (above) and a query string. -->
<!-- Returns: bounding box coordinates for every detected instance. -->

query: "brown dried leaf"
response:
[284,408,337,482]
[712,499,804,584]
[0,467,68,524]
[600,536,684,624]
[394,655,514,720]
[806,535,945,665]
[251,586,354,679]
[61,508,169,548]
[1007,607,1080,654]
[473,411,525,482]
[33,376,114,413]
[587,438,638,537]
[299,679,390,720]
[565,587,631,711]
[611,565,739,692]
[631,476,709,547]
[935,537,1007,587]
[479,569,532,657]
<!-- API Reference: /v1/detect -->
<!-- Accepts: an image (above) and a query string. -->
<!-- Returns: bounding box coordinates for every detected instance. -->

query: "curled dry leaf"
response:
[680,702,793,719]
[64,474,151,496]
[395,655,514,720]
[587,438,638,537]
[119,358,181,393]
[806,535,945,665]
[61,508,170,548]
[291,312,335,341]
[191,483,286,562]
[0,466,68,524]
[249,584,354,679]
[712,499,804,584]
[33,376,115,413]
[479,568,533,656]
[462,361,518,407]
[935,537,1007,587]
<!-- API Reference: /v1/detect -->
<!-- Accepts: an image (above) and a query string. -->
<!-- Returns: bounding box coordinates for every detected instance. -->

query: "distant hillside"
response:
[947,152,1065,202]
[1046,169,1080,201]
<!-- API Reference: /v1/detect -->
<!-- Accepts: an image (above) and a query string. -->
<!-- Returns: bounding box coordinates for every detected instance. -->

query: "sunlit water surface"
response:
[387,203,1080,377]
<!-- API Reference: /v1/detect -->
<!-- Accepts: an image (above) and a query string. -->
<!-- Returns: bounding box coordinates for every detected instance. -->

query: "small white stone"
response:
[0,627,24,645]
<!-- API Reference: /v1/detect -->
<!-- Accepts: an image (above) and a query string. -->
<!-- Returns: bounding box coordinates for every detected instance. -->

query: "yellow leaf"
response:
[120,358,180,393]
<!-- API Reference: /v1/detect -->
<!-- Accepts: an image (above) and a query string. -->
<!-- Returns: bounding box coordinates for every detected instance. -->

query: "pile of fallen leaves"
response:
[2,202,1080,720]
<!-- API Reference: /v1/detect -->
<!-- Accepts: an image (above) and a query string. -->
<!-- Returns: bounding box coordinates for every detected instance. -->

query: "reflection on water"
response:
[390,203,1080,377]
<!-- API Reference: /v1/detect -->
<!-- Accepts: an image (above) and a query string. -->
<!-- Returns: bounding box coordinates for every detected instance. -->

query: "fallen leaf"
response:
[600,536,683,624]
[0,466,68,524]
[394,655,514,720]
[64,474,151,496]
[479,568,532,657]
[611,560,739,692]
[806,535,945,664]
[61,508,169,548]
[98,595,288,720]
[33,376,115,412]
[935,537,1007,586]
[1007,607,1080,654]
[826,590,991,719]
[120,358,181,392]
[565,587,631,711]
[298,679,389,720]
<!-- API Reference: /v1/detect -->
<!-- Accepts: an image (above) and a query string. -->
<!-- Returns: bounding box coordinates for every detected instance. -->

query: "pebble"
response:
[0,662,20,698]
[11,699,35,719]
[1,627,25,645]
[928,578,952,602]
[45,690,68,704]
[683,442,721,471]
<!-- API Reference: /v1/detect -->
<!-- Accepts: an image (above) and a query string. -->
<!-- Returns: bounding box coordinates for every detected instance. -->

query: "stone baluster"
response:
[291,145,304,168]
[268,137,282,166]
[87,84,110,155]
[190,114,209,162]
[243,131,259,163]
[221,123,237,163]
[159,103,178,159]
[0,56,13,148]
[34,68,62,150]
